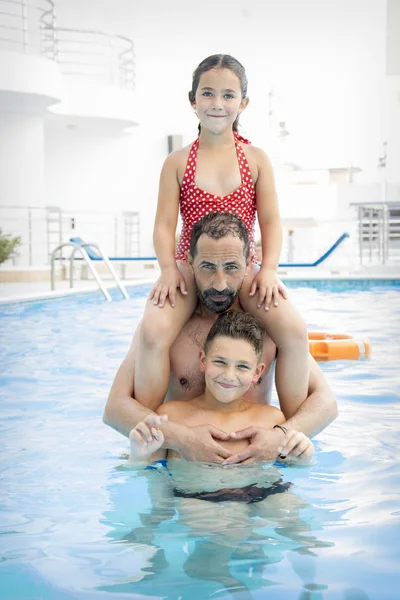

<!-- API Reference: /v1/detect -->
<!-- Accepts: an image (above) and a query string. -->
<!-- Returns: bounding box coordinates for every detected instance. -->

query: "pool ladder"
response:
[50,242,129,302]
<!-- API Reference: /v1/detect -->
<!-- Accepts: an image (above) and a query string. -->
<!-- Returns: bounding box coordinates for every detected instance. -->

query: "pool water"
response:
[1,281,399,600]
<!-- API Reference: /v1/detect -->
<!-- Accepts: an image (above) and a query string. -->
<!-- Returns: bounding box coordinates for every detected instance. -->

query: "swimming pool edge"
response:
[0,278,158,305]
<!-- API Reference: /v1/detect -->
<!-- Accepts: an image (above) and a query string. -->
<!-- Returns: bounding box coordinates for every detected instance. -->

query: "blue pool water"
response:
[1,281,400,600]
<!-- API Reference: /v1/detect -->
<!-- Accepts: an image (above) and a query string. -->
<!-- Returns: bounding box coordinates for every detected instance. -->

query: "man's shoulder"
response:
[174,312,214,348]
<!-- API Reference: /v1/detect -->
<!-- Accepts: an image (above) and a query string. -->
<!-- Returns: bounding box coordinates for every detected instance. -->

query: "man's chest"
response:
[167,319,208,401]
[166,316,274,404]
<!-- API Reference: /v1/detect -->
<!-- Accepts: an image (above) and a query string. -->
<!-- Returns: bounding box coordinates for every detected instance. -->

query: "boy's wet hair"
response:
[188,54,248,133]
[190,212,250,261]
[204,311,264,361]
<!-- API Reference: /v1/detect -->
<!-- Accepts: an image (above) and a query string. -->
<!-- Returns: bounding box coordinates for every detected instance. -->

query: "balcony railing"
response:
[2,204,400,270]
[352,202,400,265]
[56,27,135,89]
[0,0,135,89]
[0,0,56,57]
[0,205,141,267]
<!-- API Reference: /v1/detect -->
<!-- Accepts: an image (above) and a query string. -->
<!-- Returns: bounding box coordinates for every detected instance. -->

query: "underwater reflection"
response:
[99,461,340,599]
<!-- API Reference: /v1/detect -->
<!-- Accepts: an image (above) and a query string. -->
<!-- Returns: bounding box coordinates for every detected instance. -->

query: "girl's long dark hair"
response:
[188,54,248,134]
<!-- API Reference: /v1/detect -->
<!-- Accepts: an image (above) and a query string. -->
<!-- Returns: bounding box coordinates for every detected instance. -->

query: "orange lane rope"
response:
[308,332,371,361]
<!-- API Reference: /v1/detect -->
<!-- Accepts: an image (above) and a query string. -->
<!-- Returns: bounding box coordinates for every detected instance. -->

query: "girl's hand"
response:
[149,265,188,307]
[128,414,168,460]
[277,429,314,464]
[249,266,288,310]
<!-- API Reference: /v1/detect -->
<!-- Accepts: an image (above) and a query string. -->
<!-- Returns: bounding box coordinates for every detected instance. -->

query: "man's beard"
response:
[195,282,239,313]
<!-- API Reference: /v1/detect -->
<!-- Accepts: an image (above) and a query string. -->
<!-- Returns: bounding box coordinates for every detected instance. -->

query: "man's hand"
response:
[175,425,233,463]
[222,426,284,465]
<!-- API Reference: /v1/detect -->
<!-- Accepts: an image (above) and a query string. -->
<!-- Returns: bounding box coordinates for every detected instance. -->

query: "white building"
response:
[0,0,399,282]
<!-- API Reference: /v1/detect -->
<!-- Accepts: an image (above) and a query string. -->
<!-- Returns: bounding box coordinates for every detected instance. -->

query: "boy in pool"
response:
[129,311,313,476]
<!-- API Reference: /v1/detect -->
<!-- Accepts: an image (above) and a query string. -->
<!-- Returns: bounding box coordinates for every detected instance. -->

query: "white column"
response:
[0,113,46,266]
[0,113,44,208]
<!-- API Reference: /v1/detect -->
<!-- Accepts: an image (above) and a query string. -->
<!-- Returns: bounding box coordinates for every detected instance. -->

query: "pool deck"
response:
[1,264,399,304]
[0,275,158,304]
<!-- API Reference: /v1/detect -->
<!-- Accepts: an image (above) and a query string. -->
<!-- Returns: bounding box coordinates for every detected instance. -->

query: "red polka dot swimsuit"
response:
[175,131,258,263]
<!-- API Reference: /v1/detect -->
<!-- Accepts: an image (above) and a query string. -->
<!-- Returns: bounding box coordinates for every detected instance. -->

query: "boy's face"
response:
[200,335,265,404]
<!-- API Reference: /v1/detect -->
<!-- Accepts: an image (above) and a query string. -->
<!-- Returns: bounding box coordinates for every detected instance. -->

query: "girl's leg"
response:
[134,261,196,410]
[240,264,309,418]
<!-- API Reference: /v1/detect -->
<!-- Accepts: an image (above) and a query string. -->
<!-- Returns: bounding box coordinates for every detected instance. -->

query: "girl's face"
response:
[200,335,264,404]
[192,68,249,134]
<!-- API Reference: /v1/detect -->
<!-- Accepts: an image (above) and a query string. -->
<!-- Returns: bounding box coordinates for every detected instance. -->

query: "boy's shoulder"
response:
[157,398,197,419]
[248,403,285,423]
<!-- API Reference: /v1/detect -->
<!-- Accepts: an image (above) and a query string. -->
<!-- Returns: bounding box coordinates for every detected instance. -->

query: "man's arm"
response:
[276,355,338,459]
[103,326,154,437]
[223,355,338,464]
[282,355,338,435]
[104,326,195,447]
[103,326,232,462]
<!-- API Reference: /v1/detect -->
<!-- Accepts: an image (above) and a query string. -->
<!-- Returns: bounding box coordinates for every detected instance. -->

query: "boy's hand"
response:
[249,266,288,310]
[149,265,187,308]
[278,429,314,464]
[129,414,168,460]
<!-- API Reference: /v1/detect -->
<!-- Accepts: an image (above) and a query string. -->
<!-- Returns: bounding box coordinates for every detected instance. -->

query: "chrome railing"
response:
[2,203,399,270]
[352,202,400,265]
[0,0,135,89]
[51,241,129,301]
[0,205,141,267]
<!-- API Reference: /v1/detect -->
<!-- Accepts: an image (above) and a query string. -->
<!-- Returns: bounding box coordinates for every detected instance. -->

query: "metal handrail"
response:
[51,242,111,301]
[70,242,129,300]
[50,242,129,302]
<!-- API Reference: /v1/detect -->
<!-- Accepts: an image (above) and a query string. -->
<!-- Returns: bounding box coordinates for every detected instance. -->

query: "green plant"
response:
[0,229,21,265]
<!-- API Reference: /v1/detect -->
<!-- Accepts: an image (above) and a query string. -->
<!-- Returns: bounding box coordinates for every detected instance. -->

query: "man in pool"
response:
[129,310,314,469]
[104,212,338,463]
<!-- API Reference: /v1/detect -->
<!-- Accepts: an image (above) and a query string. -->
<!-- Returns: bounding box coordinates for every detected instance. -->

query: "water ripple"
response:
[1,283,399,599]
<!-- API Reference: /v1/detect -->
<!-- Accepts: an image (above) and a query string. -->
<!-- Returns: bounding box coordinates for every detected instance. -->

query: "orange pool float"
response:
[308,332,371,361]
